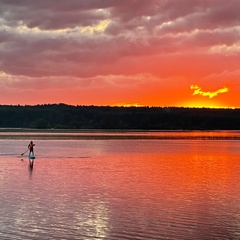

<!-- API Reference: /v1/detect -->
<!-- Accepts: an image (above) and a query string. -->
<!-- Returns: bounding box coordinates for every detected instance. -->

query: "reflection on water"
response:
[0,131,240,239]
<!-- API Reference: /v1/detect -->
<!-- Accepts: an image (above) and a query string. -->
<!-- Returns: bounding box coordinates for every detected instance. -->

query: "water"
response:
[0,131,240,239]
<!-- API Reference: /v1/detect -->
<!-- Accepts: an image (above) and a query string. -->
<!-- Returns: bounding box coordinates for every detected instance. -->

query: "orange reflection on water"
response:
[1,134,240,239]
[81,139,240,220]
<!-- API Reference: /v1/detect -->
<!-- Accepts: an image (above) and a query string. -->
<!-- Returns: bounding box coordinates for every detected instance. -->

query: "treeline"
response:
[0,104,240,130]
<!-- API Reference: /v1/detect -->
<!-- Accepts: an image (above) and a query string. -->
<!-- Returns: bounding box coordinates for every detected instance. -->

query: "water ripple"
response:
[1,137,240,239]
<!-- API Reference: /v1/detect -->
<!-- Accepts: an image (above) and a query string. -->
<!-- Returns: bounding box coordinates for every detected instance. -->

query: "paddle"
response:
[21,149,29,156]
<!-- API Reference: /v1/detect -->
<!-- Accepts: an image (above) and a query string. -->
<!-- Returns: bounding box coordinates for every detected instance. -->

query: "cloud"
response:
[190,85,229,98]
[209,41,240,56]
[0,1,240,106]
[0,70,159,91]
[1,0,240,78]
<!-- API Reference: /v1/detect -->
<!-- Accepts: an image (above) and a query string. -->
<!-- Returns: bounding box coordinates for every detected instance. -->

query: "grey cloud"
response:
[0,0,161,30]
[1,0,240,30]
[159,0,240,33]
[0,0,240,79]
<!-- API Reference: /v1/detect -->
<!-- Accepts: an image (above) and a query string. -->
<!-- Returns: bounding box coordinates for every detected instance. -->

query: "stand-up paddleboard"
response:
[28,156,36,160]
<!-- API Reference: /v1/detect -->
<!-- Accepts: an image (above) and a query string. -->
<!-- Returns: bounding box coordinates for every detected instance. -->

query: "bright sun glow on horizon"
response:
[178,101,236,109]
[112,103,143,107]
[109,102,236,109]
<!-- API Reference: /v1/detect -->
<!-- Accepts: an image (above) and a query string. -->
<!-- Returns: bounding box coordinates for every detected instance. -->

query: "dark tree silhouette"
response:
[0,104,239,130]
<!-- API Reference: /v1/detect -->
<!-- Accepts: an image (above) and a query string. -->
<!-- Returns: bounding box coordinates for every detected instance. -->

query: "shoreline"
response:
[0,129,240,140]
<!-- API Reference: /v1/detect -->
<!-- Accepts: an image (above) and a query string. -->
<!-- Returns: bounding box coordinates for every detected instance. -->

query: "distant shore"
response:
[1,129,240,140]
[1,104,240,130]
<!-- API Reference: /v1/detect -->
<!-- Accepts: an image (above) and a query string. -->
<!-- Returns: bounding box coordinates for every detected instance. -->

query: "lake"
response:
[0,130,240,240]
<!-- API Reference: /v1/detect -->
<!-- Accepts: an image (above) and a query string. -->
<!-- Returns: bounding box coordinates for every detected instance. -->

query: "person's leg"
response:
[29,149,33,156]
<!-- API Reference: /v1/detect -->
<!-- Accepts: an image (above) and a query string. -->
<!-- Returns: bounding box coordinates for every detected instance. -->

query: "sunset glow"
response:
[0,1,240,108]
[190,85,229,99]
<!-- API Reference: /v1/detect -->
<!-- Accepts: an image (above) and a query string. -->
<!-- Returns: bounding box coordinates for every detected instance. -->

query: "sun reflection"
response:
[74,197,110,238]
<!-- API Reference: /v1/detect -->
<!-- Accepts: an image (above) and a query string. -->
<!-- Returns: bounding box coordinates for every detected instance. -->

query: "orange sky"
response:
[0,1,240,108]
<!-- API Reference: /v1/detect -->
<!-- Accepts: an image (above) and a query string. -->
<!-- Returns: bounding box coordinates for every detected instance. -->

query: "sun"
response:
[179,100,234,109]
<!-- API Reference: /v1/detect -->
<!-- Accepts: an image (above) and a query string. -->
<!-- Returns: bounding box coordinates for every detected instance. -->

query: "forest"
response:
[0,104,239,130]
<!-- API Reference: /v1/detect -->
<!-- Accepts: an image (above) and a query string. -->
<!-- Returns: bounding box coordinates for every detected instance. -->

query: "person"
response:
[28,141,35,156]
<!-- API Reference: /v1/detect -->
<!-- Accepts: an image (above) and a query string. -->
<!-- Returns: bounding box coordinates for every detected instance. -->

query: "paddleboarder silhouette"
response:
[28,141,35,168]
[28,141,35,156]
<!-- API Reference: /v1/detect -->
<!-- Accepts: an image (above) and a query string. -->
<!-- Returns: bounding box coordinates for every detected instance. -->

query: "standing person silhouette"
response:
[28,141,35,157]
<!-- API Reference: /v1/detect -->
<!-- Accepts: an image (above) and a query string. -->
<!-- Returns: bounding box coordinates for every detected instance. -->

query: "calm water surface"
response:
[0,131,240,240]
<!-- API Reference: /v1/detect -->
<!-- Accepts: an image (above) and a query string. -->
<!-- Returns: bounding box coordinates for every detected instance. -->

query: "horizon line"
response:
[0,103,238,110]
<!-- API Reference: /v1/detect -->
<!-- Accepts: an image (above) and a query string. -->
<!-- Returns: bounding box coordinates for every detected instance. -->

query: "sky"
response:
[0,0,240,108]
